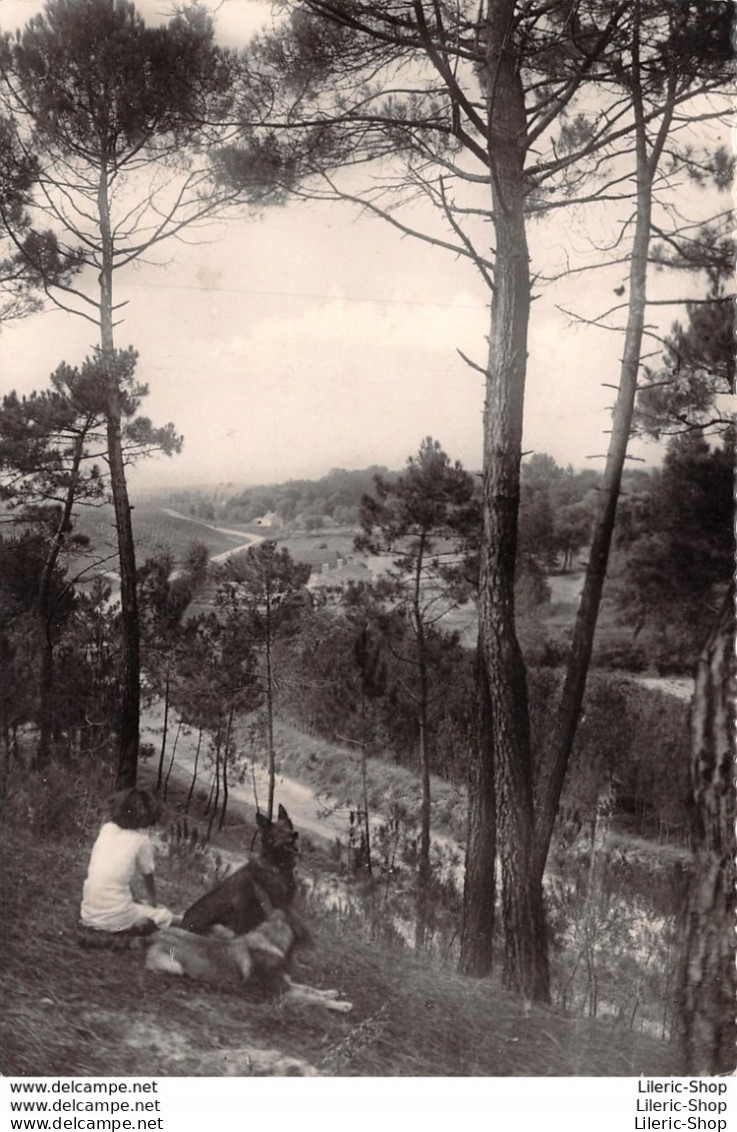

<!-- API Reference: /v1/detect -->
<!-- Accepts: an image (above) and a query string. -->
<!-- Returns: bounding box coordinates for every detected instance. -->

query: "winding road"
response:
[159,508,266,562]
[141,700,363,849]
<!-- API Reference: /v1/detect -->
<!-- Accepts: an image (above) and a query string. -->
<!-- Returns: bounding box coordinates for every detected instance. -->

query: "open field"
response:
[272,528,360,568]
[68,503,359,574]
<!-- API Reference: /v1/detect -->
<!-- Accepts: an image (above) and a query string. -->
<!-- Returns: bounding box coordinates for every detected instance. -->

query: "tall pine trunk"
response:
[207,736,221,840]
[36,426,88,767]
[463,0,549,1001]
[185,726,203,812]
[265,591,275,820]
[163,718,182,801]
[359,679,373,875]
[414,540,432,947]
[219,705,234,830]
[677,590,736,1075]
[459,660,496,975]
[155,671,170,793]
[98,162,140,789]
[531,12,678,886]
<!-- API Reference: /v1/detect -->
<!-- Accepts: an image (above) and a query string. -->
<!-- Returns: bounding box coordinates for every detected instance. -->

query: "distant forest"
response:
[168,466,396,528]
[171,456,608,539]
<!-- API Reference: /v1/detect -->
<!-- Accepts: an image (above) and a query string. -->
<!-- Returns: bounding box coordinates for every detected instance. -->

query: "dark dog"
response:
[180,804,300,937]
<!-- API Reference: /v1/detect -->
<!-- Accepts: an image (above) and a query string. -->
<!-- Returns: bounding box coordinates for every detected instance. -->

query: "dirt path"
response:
[160,508,265,562]
[634,675,694,702]
[141,702,360,849]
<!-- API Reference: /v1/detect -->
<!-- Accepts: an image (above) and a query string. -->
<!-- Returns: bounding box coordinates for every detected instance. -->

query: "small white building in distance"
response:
[253,511,281,528]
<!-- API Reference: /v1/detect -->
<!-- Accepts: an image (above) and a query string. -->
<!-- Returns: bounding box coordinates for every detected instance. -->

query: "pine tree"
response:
[1,0,293,785]
[216,542,311,819]
[357,437,476,941]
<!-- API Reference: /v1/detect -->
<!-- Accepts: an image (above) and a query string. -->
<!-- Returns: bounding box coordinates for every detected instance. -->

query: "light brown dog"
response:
[145,910,352,1012]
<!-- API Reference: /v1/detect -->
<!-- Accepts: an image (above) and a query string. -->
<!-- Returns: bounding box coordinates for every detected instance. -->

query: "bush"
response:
[592,639,650,673]
[160,816,230,889]
[518,622,569,667]
[546,833,683,1034]
[3,757,115,845]
[650,624,702,675]
[529,670,691,843]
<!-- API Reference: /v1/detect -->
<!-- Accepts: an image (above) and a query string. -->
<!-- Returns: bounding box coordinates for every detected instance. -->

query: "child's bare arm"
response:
[142,872,157,906]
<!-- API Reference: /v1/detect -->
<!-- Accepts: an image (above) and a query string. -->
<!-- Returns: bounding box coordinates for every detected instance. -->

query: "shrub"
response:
[546,818,686,1035]
[160,816,230,889]
[591,639,650,673]
[3,757,115,845]
[518,622,569,667]
[530,671,691,844]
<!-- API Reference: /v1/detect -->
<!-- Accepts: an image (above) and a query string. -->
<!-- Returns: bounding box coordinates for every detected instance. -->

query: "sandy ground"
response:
[547,572,585,604]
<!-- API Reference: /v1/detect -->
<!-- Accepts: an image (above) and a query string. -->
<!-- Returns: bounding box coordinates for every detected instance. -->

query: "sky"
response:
[0,0,726,492]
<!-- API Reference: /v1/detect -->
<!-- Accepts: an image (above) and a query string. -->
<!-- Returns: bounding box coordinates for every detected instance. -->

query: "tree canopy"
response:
[0,112,80,324]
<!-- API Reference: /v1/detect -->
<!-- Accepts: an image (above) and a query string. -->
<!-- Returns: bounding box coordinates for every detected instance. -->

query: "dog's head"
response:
[256,804,299,871]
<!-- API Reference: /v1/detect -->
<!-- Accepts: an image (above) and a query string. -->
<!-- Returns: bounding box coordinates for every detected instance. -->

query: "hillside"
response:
[1,771,679,1078]
[0,478,701,1077]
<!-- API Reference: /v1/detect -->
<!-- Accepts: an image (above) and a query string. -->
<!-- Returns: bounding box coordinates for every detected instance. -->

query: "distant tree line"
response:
[168,466,397,527]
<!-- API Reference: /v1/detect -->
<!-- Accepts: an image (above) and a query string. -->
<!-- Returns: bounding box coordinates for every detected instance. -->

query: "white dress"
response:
[80,822,172,931]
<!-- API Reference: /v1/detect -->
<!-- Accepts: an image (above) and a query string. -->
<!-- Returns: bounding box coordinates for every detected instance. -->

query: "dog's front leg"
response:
[282,977,353,1013]
[284,976,340,1000]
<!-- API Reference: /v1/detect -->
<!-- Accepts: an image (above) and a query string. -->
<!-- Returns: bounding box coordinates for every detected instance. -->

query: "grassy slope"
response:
[1,788,679,1078]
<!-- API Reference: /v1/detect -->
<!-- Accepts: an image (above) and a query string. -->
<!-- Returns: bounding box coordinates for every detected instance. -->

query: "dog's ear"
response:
[277,804,293,828]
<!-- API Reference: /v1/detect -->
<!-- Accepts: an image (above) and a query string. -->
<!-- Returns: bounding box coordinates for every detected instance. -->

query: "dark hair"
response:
[108,788,159,830]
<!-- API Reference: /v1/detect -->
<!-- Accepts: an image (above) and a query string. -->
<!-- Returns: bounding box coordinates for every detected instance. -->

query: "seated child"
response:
[80,787,174,933]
